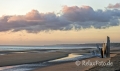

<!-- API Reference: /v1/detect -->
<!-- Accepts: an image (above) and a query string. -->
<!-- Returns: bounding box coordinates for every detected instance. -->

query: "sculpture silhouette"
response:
[95,36,110,58]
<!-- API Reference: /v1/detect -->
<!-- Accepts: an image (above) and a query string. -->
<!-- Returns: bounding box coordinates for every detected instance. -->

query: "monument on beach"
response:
[106,36,110,57]
[94,36,110,58]
[102,43,107,58]
[102,36,110,58]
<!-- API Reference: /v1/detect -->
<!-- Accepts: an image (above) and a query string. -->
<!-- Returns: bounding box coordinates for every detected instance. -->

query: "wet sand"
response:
[0,48,91,67]
[0,52,68,67]
[34,54,116,71]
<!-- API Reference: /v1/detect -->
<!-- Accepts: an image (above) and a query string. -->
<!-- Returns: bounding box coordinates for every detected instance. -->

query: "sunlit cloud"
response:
[0,5,120,33]
[107,3,120,9]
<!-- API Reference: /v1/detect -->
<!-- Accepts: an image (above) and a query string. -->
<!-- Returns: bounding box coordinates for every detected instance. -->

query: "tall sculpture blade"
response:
[100,48,103,58]
[106,36,110,57]
[94,36,110,58]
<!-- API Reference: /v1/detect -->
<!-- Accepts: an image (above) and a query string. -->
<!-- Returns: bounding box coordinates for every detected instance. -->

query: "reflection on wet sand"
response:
[0,53,94,71]
[49,53,83,62]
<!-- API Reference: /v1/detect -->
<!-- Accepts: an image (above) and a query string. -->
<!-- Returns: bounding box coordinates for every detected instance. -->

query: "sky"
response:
[0,0,120,45]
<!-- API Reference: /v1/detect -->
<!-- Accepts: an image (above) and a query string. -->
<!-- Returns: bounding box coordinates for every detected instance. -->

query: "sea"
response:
[0,45,96,51]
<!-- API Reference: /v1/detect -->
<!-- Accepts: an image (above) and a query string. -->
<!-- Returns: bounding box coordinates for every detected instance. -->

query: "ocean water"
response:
[0,46,96,51]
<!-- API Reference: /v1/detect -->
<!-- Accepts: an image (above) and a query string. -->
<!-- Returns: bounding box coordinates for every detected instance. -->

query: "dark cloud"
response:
[0,6,120,33]
[107,3,120,9]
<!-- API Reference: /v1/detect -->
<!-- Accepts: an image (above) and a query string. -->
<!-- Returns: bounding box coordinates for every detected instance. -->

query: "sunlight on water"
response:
[49,53,83,62]
[0,66,17,70]
[0,54,5,55]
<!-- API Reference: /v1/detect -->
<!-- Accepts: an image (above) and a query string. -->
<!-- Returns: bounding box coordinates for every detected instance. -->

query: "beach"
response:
[34,54,116,71]
[87,53,120,71]
[0,52,68,67]
[0,47,119,71]
[0,48,95,71]
[34,47,120,71]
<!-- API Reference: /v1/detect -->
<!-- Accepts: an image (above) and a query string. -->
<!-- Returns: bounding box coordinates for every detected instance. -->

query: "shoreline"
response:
[0,48,93,67]
[34,53,117,71]
[0,52,69,67]
[0,47,119,71]
[0,52,93,71]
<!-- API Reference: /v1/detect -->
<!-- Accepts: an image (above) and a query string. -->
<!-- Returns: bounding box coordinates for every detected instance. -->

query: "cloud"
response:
[62,6,111,22]
[0,6,120,33]
[61,5,120,29]
[107,3,120,9]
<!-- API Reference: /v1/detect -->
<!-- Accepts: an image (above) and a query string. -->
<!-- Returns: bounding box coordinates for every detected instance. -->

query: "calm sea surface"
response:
[0,46,96,51]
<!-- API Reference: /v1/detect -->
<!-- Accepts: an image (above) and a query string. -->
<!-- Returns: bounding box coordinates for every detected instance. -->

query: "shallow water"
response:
[49,53,83,62]
[0,53,95,71]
